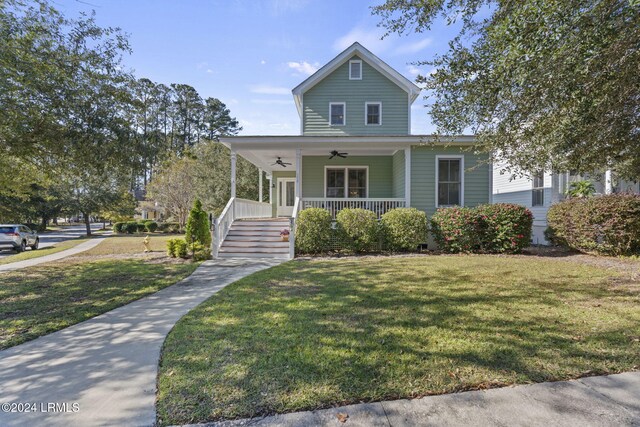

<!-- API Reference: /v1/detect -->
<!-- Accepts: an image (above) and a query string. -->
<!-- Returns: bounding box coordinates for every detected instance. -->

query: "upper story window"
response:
[366,102,381,125]
[532,172,544,206]
[330,102,345,126]
[349,60,362,80]
[437,156,464,207]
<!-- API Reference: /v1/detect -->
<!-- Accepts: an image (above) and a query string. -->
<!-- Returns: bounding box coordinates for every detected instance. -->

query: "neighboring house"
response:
[217,42,491,258]
[492,166,640,244]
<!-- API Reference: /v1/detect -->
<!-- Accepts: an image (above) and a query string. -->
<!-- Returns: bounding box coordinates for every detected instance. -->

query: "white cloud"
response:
[286,61,319,76]
[249,84,291,95]
[407,65,421,77]
[206,69,213,74]
[269,0,310,16]
[260,60,267,65]
[333,26,391,53]
[395,38,433,55]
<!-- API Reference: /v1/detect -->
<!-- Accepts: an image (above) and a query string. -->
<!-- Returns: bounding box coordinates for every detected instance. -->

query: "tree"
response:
[102,191,138,222]
[185,199,211,247]
[146,156,197,228]
[201,98,242,141]
[373,0,640,179]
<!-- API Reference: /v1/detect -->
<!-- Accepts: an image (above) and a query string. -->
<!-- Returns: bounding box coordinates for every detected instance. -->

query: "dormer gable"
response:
[292,43,421,136]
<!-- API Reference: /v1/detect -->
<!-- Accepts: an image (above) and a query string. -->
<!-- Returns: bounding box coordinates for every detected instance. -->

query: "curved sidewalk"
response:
[0,257,283,427]
[0,237,107,273]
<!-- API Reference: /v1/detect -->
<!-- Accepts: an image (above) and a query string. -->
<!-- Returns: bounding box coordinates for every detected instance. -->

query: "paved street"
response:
[0,223,103,261]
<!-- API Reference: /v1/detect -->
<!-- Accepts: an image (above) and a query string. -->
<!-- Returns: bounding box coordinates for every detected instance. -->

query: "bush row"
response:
[430,204,533,253]
[295,207,429,254]
[295,204,533,255]
[113,220,177,234]
[546,193,640,255]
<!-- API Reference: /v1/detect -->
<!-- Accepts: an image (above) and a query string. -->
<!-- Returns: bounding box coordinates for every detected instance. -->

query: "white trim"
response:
[323,165,370,198]
[230,149,237,199]
[295,148,302,199]
[365,102,382,126]
[292,42,421,118]
[349,59,362,80]
[435,155,464,207]
[329,102,346,126]
[404,147,411,207]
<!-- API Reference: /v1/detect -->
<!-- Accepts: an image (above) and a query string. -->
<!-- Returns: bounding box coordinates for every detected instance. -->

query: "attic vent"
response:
[349,60,362,80]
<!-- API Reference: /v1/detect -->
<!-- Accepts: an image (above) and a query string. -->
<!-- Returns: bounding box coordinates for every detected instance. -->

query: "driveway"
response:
[0,223,103,261]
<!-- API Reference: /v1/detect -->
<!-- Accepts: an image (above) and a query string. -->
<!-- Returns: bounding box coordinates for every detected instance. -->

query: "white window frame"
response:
[324,166,369,198]
[365,102,382,126]
[329,102,346,126]
[435,155,464,207]
[532,172,544,207]
[349,59,362,80]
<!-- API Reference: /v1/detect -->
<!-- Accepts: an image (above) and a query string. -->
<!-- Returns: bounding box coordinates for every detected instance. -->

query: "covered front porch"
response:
[214,136,417,258]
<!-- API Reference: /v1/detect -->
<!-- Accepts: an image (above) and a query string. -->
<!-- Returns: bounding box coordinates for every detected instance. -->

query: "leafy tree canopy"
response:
[373,0,640,179]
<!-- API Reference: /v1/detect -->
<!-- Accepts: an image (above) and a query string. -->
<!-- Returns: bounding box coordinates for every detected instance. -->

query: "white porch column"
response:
[267,174,273,204]
[258,168,263,202]
[295,149,302,199]
[404,147,411,207]
[230,149,237,199]
[605,169,613,194]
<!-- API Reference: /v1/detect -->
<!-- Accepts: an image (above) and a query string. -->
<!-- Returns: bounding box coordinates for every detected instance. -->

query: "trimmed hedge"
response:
[172,239,188,258]
[124,221,139,234]
[431,203,533,253]
[295,208,332,254]
[336,208,379,253]
[145,221,158,233]
[167,238,178,257]
[158,222,181,233]
[381,208,428,252]
[113,222,126,233]
[546,193,640,255]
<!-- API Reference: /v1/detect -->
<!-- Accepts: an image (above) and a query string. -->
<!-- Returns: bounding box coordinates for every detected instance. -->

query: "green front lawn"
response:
[0,235,199,350]
[156,255,640,425]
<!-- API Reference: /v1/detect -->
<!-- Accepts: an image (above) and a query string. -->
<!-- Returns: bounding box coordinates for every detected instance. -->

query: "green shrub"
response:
[191,242,212,261]
[113,222,126,233]
[476,204,533,253]
[145,221,158,233]
[124,221,138,234]
[295,208,332,254]
[135,222,147,232]
[336,208,380,253]
[430,207,480,253]
[158,222,181,233]
[547,193,640,255]
[185,199,211,247]
[381,208,428,252]
[166,239,178,257]
[172,239,188,258]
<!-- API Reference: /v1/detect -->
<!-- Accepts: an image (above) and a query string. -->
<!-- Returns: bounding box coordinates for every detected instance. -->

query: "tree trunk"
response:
[84,214,92,236]
[41,216,48,231]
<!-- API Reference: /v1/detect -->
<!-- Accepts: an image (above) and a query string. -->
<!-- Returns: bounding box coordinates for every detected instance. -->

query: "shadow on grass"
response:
[157,256,640,424]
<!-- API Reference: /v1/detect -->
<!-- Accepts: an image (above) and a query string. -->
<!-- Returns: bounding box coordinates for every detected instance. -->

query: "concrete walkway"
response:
[0,258,283,427]
[0,237,107,272]
[198,372,640,427]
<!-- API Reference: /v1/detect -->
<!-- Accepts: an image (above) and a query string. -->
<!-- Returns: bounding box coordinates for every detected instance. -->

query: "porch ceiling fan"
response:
[329,150,348,159]
[272,157,291,167]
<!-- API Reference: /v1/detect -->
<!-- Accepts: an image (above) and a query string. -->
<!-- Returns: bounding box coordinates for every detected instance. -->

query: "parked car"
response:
[0,224,39,253]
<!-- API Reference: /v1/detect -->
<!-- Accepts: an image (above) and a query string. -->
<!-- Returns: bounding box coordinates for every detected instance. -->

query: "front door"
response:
[277,178,296,217]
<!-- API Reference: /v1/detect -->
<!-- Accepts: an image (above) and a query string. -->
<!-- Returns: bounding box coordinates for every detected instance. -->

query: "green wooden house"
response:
[217,42,490,258]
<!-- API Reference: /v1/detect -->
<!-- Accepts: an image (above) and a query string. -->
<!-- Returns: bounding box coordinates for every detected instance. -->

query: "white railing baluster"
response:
[299,197,407,220]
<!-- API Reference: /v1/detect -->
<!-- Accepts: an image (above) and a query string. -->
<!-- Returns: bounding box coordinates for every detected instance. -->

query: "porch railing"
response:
[213,197,272,258]
[300,198,407,220]
[289,197,301,259]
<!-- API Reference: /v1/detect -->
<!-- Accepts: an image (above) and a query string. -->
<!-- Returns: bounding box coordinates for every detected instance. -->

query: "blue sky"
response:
[57,0,459,135]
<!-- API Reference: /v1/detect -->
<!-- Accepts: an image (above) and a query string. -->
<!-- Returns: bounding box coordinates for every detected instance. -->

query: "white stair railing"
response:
[289,197,301,260]
[213,197,272,258]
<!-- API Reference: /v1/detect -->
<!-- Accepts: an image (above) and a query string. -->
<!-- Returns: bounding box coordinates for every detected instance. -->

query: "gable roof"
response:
[291,42,422,117]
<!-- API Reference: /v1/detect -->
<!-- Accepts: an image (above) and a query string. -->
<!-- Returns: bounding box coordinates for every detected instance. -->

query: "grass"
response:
[0,235,199,350]
[0,238,90,265]
[156,255,640,425]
